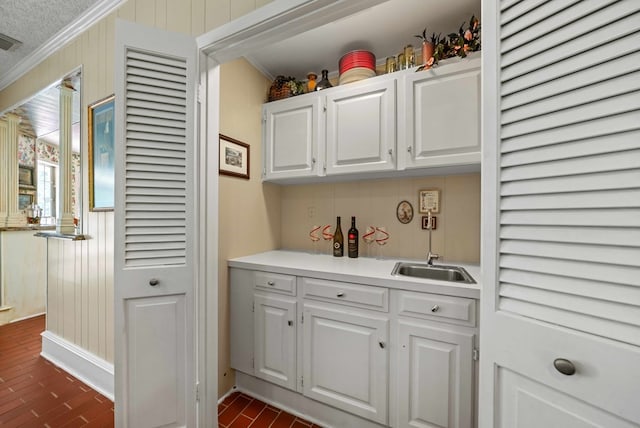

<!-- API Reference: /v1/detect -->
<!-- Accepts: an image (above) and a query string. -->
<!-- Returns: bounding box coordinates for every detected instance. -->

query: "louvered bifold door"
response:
[114,19,197,428]
[481,1,640,427]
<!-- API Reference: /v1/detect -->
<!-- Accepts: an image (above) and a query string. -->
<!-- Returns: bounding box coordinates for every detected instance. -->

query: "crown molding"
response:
[0,0,125,92]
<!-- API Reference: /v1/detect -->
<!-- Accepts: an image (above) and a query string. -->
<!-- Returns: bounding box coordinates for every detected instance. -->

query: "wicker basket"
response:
[268,83,293,102]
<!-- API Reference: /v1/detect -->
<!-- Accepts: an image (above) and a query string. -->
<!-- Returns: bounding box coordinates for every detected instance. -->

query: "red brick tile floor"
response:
[218,391,322,428]
[0,315,114,427]
[1,315,318,427]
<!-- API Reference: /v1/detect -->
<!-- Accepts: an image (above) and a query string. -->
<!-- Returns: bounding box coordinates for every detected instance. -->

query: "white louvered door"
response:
[114,20,197,428]
[480,1,640,427]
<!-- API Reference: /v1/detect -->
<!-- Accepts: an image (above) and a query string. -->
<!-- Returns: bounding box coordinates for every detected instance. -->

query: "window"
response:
[37,161,57,224]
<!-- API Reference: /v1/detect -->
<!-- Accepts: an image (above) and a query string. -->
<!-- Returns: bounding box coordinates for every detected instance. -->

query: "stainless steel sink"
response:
[391,262,476,284]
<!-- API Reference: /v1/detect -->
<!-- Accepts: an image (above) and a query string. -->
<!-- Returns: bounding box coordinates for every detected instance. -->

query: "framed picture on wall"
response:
[18,165,35,188]
[219,134,250,179]
[88,94,115,211]
[18,193,34,210]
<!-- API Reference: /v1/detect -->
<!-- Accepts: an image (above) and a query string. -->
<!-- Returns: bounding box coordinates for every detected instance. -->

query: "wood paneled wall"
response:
[0,0,274,365]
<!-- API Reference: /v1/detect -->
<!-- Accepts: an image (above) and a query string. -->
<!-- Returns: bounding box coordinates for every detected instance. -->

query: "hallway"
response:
[0,315,114,427]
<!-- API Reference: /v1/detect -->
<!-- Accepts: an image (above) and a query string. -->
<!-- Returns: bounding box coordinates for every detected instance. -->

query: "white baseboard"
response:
[235,372,386,428]
[40,330,114,401]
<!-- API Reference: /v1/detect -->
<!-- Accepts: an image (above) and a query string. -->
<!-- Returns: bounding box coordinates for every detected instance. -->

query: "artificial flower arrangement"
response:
[416,15,481,71]
[268,75,306,101]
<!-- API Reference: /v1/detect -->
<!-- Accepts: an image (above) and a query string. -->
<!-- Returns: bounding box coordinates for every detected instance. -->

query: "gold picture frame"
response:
[88,94,115,211]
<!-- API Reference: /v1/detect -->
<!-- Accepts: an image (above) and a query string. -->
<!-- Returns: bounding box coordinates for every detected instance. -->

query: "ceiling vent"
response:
[0,33,22,51]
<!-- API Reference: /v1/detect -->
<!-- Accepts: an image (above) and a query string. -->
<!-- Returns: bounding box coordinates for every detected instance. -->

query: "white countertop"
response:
[228,250,480,299]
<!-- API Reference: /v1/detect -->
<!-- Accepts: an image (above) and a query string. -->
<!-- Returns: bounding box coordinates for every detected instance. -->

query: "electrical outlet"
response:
[421,215,437,230]
[307,206,316,218]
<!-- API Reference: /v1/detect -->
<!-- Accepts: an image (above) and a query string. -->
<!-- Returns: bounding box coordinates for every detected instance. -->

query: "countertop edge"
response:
[228,250,480,299]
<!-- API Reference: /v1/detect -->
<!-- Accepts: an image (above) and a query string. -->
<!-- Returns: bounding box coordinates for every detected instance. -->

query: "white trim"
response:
[200,56,220,428]
[235,372,386,428]
[40,330,114,401]
[478,0,500,427]
[217,386,238,405]
[196,0,387,60]
[0,0,125,91]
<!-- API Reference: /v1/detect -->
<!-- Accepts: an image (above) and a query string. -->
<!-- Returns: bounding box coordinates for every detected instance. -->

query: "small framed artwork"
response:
[419,188,440,214]
[219,134,250,179]
[18,166,35,188]
[18,193,34,210]
[421,215,437,230]
[88,94,115,211]
[396,200,414,224]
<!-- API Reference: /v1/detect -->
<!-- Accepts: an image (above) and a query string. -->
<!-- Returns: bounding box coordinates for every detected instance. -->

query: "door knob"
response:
[336,292,345,297]
[553,358,576,376]
[431,304,440,312]
[149,278,159,286]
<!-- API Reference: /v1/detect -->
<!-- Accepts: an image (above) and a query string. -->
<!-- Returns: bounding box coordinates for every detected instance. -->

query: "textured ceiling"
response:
[0,1,93,152]
[0,0,100,80]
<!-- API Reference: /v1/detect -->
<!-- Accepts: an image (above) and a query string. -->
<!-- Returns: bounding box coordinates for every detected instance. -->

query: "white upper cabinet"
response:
[399,56,481,170]
[261,56,481,183]
[263,95,323,181]
[325,78,396,175]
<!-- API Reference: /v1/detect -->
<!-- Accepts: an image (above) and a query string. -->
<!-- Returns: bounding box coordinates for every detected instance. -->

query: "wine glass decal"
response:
[309,225,321,254]
[362,226,376,257]
[322,224,334,255]
[375,226,389,259]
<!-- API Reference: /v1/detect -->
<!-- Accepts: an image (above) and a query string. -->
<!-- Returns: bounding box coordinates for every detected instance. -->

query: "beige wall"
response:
[218,58,281,395]
[0,0,274,366]
[281,173,481,263]
[0,231,47,325]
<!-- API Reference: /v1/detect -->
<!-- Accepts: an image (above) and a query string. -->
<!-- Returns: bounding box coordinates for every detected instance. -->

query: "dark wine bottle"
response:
[333,216,343,257]
[348,216,359,258]
[315,69,332,91]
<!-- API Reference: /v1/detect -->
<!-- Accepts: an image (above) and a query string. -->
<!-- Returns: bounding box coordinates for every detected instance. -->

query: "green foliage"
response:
[417,15,481,70]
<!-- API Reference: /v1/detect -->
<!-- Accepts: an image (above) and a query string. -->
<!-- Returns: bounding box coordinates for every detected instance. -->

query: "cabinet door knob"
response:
[267,281,275,286]
[407,146,412,153]
[388,148,393,156]
[288,320,293,326]
[553,358,576,376]
[336,292,345,297]
[149,278,159,286]
[312,157,316,164]
[431,304,440,312]
[379,341,385,349]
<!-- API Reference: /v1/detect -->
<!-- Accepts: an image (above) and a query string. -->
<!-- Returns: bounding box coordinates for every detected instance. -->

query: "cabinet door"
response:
[402,59,480,169]
[263,95,323,181]
[396,319,474,428]
[303,303,389,425]
[325,78,396,175]
[254,293,297,391]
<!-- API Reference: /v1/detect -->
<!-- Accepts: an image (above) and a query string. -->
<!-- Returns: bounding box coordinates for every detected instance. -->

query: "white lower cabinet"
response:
[229,267,478,427]
[303,303,389,425]
[254,293,297,391]
[395,319,474,428]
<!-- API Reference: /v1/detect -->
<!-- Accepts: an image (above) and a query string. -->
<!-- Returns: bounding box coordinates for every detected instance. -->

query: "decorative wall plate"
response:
[396,200,414,224]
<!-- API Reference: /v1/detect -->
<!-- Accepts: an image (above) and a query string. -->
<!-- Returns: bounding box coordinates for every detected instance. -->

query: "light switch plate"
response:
[418,189,440,213]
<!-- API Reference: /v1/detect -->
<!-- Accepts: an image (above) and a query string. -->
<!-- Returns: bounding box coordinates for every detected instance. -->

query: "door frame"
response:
[194,1,389,426]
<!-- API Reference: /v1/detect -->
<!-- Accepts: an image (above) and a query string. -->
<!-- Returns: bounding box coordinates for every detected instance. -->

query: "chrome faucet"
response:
[426,211,439,265]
